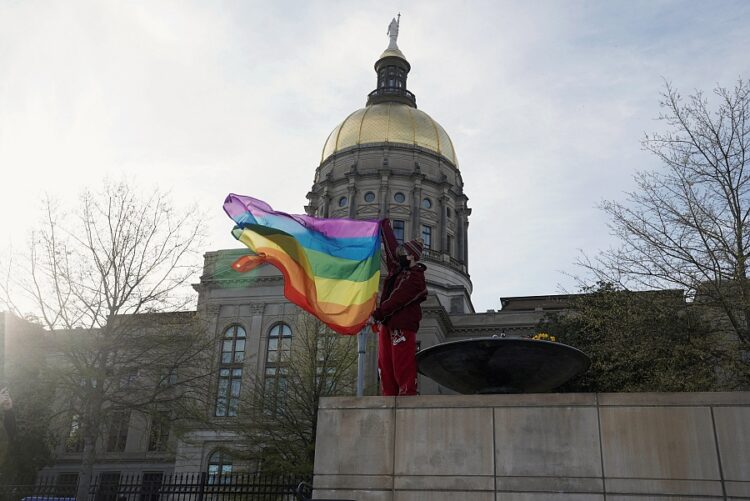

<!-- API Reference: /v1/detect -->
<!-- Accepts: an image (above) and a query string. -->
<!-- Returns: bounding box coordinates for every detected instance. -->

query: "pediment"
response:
[389,205,411,215]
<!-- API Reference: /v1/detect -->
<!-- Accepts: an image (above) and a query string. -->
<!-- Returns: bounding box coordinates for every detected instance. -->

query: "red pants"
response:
[377,324,417,396]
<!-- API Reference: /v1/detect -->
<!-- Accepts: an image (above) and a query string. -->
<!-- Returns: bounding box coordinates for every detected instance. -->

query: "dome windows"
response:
[393,220,405,244]
[338,196,348,208]
[421,225,432,249]
[364,191,376,203]
[422,198,432,209]
[377,66,406,90]
[394,192,406,204]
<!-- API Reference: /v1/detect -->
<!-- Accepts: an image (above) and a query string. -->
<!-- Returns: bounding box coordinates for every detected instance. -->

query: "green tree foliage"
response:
[0,315,55,484]
[580,79,750,349]
[0,377,55,484]
[541,283,748,392]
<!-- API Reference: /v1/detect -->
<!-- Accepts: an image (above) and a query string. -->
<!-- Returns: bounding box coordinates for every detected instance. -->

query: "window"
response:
[106,411,130,452]
[421,225,432,250]
[120,371,138,388]
[215,368,242,417]
[447,234,454,257]
[266,323,292,364]
[65,414,84,453]
[95,472,120,501]
[393,192,406,203]
[220,325,246,364]
[338,196,348,207]
[392,220,405,244]
[55,473,79,498]
[387,67,397,88]
[364,191,376,203]
[159,367,177,387]
[208,450,233,480]
[265,323,293,398]
[139,472,163,501]
[148,411,170,452]
[422,197,432,209]
[446,207,452,218]
[215,325,245,417]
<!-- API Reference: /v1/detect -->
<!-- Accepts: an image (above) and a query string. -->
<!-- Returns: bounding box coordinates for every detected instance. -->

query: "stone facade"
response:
[314,392,750,500]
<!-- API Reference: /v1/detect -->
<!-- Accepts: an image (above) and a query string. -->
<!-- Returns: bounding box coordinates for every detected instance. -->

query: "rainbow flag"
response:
[223,194,381,335]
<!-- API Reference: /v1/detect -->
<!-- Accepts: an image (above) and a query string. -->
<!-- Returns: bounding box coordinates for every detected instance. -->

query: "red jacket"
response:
[374,219,428,331]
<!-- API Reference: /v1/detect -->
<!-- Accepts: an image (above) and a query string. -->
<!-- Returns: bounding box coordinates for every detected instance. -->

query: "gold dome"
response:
[321,103,458,166]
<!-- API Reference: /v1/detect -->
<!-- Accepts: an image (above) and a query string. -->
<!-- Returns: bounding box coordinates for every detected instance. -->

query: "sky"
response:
[1,0,749,313]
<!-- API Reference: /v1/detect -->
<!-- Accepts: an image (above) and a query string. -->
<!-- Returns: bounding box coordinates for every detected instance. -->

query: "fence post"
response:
[196,472,205,501]
[88,473,96,501]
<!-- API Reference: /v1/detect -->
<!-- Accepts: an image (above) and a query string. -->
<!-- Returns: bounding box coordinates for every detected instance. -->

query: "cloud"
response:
[1,0,749,312]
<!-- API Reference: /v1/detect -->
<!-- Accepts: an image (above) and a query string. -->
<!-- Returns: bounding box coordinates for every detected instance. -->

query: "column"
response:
[379,169,391,219]
[347,180,357,219]
[440,193,449,254]
[411,178,422,241]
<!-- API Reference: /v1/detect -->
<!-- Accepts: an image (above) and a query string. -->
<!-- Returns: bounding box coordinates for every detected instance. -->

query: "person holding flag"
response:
[371,219,427,396]
[223,195,427,396]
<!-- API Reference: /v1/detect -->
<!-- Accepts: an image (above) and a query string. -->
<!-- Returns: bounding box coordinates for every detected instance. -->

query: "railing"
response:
[421,249,466,274]
[2,472,311,501]
[367,88,416,100]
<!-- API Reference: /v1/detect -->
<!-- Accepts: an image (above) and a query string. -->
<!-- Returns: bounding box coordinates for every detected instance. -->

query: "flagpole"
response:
[356,325,369,397]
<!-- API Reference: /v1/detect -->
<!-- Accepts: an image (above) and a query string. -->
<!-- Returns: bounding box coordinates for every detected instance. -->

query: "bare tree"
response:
[1,182,214,497]
[225,313,358,476]
[579,79,750,349]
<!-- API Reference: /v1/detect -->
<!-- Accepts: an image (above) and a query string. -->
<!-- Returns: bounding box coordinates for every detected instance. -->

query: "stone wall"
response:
[313,392,750,500]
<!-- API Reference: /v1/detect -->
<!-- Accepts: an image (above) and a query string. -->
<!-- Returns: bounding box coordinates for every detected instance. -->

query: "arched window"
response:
[207,449,233,479]
[265,323,292,395]
[215,325,246,417]
[386,66,397,88]
[221,325,246,364]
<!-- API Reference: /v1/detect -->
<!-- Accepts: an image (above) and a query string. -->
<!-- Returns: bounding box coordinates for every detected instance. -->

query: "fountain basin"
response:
[416,337,590,394]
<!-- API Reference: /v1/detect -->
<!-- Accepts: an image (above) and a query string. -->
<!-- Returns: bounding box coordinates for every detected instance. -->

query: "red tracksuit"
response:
[374,219,427,396]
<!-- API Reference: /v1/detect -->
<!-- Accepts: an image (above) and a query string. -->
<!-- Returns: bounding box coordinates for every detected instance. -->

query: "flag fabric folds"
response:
[223,193,381,335]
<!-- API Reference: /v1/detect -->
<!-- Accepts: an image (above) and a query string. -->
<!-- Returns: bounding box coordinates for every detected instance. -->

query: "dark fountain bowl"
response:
[416,337,591,394]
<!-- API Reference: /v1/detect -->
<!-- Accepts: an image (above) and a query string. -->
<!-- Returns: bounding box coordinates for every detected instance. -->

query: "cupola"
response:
[366,15,416,108]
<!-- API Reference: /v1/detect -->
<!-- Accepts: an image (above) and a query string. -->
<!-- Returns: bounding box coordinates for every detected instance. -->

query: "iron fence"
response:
[1,472,311,501]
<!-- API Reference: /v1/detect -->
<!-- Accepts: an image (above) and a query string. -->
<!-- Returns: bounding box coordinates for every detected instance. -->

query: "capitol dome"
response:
[320,103,458,166]
[307,16,473,317]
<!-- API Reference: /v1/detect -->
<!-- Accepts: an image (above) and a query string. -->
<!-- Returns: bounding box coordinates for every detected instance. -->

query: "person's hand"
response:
[0,387,12,411]
[371,308,384,322]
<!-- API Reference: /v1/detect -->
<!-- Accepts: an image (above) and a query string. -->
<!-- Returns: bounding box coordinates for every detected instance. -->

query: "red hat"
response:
[402,239,424,261]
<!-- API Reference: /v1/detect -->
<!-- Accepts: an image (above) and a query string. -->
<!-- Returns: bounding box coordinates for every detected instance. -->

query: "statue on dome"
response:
[387,14,400,49]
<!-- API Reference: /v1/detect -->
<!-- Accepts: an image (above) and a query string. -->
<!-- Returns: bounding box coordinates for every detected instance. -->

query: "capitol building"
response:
[36,25,569,480]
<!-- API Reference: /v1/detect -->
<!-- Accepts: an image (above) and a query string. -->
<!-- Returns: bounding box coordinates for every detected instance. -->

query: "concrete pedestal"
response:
[313,392,750,500]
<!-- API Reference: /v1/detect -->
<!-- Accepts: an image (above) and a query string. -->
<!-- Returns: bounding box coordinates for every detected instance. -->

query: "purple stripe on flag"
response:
[224,193,379,239]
